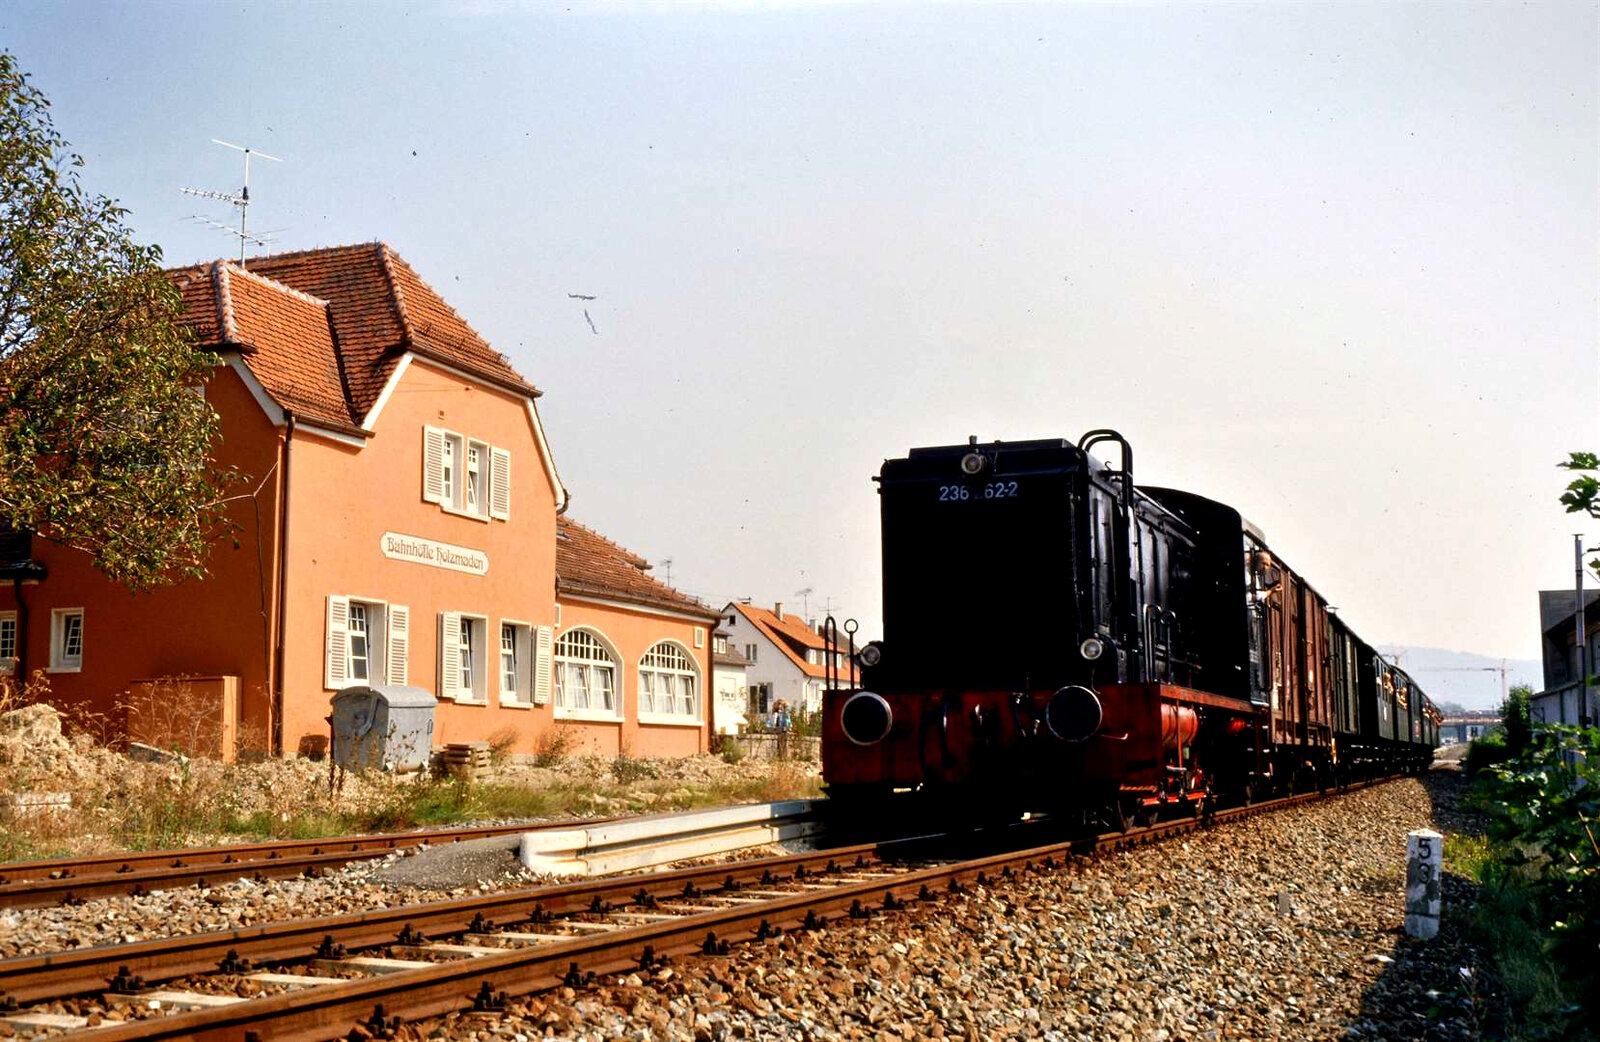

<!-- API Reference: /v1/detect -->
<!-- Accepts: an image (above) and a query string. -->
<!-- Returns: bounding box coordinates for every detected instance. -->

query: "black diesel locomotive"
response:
[822,430,1438,822]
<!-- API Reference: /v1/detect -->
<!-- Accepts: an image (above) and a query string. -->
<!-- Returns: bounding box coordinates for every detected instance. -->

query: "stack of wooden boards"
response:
[440,741,493,781]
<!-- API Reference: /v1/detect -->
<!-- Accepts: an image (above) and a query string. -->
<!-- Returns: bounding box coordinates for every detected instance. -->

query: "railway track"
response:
[0,779,1403,1040]
[0,820,622,911]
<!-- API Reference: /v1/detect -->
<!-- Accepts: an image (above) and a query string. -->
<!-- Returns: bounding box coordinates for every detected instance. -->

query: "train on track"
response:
[821,430,1439,825]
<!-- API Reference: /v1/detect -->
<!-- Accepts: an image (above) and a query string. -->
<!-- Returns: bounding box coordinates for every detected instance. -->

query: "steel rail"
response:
[55,792,1319,1042]
[0,820,621,910]
[0,844,884,1005]
[18,778,1405,1040]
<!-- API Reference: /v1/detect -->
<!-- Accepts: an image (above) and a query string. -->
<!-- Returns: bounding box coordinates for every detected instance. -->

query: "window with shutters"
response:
[553,628,621,721]
[499,620,537,706]
[324,597,409,689]
[438,612,489,703]
[638,641,700,724]
[49,608,84,672]
[422,426,511,522]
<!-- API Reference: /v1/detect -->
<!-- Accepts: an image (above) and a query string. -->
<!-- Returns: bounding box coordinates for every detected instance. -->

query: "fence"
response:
[731,733,820,762]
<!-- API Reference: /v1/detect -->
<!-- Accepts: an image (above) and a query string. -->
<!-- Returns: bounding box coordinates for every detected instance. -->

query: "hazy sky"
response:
[4,1,1595,661]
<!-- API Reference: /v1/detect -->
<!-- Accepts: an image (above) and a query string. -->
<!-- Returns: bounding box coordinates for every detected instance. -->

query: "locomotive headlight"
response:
[856,642,883,668]
[1045,685,1103,743]
[840,691,893,746]
[1079,637,1105,661]
[959,451,988,476]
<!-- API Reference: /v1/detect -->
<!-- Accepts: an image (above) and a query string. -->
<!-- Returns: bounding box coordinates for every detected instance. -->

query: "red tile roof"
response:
[218,266,354,428]
[728,602,860,683]
[169,243,539,432]
[556,518,721,621]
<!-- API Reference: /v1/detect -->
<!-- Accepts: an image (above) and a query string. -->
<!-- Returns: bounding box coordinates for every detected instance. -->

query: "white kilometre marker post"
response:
[1405,829,1443,939]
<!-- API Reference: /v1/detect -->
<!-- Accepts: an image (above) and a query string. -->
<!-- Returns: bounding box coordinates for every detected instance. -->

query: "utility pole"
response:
[1580,535,1592,727]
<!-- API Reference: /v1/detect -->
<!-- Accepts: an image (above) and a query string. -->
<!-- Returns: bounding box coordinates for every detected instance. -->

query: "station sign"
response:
[380,531,489,576]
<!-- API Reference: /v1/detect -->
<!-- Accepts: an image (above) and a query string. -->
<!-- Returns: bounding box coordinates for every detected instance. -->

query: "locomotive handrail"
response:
[1078,428,1142,675]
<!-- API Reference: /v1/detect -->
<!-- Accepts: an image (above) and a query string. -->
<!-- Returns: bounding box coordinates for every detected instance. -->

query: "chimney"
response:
[774,601,784,620]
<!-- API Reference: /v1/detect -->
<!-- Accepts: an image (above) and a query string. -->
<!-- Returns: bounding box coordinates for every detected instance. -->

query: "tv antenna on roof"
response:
[181,139,281,266]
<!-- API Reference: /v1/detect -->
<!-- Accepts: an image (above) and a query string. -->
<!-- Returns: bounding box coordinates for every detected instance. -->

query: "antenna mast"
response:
[181,139,281,266]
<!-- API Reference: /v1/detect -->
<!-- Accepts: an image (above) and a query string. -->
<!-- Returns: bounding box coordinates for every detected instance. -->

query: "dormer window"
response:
[423,427,511,522]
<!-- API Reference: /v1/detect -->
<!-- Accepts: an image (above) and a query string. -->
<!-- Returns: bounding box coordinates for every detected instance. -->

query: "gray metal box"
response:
[329,685,437,772]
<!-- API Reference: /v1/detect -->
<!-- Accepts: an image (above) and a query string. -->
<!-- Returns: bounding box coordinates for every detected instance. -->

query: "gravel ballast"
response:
[0,771,1495,1040]
[412,771,1494,1041]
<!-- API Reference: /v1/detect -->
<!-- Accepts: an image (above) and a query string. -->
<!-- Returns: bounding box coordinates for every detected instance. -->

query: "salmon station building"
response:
[0,244,722,759]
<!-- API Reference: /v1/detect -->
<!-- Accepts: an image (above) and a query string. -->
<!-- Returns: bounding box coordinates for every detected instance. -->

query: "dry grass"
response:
[1,680,822,861]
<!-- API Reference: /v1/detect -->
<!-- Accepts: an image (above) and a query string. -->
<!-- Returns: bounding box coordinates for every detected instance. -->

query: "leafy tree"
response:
[0,52,230,588]
[1560,451,1600,517]
[1500,683,1533,755]
[1560,452,1600,581]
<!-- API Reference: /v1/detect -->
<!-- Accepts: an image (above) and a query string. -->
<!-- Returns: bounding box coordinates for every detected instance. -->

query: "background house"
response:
[719,601,858,718]
[710,630,749,734]
[1531,588,1600,726]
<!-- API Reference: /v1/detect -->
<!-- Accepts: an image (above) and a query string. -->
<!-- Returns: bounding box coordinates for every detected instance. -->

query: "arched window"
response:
[554,629,617,715]
[639,641,698,721]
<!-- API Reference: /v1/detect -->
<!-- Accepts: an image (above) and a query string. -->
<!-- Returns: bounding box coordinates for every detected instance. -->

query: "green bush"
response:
[712,733,744,764]
[1471,724,1600,1036]
[1462,730,1510,777]
[611,750,657,785]
[530,726,575,769]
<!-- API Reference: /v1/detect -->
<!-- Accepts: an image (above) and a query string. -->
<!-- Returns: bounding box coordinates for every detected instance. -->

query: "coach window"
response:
[554,628,621,721]
[638,641,700,725]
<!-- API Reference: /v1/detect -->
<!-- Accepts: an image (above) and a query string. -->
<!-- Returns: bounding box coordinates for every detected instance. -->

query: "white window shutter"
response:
[438,611,462,699]
[422,426,445,504]
[387,605,410,685]
[534,625,553,705]
[325,596,350,689]
[489,447,512,520]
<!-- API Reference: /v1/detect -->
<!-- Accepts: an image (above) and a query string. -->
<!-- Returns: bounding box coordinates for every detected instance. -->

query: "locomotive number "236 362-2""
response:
[938,481,1019,501]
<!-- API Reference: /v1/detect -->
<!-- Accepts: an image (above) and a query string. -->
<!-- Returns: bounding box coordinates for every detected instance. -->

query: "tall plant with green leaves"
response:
[1475,726,1600,1034]
[1501,683,1533,756]
[1560,452,1600,586]
[0,51,231,588]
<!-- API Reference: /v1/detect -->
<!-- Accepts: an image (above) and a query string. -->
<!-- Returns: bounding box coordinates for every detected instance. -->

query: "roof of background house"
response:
[556,518,720,622]
[169,243,539,433]
[727,602,859,683]
[712,631,750,668]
